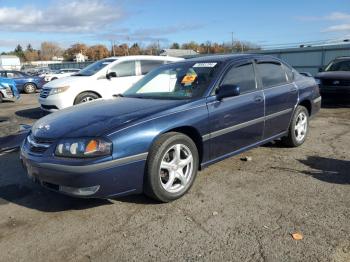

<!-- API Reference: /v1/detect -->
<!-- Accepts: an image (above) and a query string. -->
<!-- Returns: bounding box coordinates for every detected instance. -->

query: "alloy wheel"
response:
[294,111,307,142]
[159,144,194,193]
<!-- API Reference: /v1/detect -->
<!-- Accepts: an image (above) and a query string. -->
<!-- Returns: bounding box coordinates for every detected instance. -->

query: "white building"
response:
[159,49,198,57]
[74,53,88,62]
[0,55,21,70]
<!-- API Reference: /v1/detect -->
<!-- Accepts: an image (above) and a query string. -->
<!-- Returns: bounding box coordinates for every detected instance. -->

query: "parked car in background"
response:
[0,70,45,93]
[0,77,20,102]
[39,55,183,112]
[21,54,321,202]
[315,56,350,99]
[41,68,81,82]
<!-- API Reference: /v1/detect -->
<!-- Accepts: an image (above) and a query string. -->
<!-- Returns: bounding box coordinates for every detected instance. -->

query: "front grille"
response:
[322,79,350,86]
[27,135,53,154]
[40,88,50,98]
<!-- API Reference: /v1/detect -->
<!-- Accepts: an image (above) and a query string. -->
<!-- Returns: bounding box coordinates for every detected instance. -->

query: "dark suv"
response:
[315,57,350,98]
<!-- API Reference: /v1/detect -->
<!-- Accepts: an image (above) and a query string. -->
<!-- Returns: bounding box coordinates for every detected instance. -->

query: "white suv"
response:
[39,56,183,112]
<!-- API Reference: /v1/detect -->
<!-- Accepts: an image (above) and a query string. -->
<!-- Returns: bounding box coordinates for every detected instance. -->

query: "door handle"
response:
[290,87,298,93]
[254,96,263,103]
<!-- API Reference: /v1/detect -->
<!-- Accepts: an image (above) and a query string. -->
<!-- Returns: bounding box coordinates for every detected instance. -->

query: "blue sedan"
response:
[0,70,45,93]
[20,54,321,202]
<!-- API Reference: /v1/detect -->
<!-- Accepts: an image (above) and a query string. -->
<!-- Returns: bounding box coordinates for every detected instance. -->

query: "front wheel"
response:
[282,105,309,147]
[144,132,199,202]
[74,92,99,105]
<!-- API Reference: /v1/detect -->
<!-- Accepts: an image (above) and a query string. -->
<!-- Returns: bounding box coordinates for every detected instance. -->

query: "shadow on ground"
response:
[299,156,350,185]
[15,107,47,120]
[0,152,112,212]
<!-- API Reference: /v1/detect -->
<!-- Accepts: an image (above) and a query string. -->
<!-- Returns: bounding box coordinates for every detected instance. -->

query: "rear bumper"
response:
[311,96,321,118]
[319,85,350,95]
[20,143,147,198]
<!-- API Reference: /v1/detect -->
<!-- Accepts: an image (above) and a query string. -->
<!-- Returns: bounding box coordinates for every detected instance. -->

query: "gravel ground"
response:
[0,94,349,262]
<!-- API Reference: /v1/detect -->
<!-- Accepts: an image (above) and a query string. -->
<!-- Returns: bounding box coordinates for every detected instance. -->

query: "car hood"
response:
[32,97,187,139]
[43,76,90,88]
[316,71,350,80]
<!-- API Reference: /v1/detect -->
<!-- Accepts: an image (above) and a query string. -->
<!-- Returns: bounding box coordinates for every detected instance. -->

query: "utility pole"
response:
[111,40,116,56]
[231,32,234,53]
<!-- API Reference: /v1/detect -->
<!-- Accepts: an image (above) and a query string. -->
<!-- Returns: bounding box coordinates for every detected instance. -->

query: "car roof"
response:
[106,55,183,61]
[184,54,280,63]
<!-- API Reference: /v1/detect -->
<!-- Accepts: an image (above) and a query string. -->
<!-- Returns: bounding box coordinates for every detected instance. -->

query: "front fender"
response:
[106,100,209,161]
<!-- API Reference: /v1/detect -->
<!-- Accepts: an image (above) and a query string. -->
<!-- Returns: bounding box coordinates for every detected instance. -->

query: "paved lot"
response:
[0,94,349,262]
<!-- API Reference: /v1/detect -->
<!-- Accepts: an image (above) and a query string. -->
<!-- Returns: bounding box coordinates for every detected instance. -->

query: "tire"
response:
[0,93,3,103]
[74,92,99,105]
[282,105,309,147]
[23,83,36,94]
[144,132,199,202]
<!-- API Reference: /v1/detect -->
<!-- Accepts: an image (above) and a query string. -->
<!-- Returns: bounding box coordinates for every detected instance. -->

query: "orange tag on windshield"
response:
[181,75,197,84]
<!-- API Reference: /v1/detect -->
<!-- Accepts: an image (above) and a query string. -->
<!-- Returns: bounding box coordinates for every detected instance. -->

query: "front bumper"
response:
[38,93,73,112]
[20,141,147,198]
[0,88,18,101]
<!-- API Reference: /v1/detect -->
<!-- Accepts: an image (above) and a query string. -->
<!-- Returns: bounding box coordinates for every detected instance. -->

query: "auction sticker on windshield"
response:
[193,63,217,68]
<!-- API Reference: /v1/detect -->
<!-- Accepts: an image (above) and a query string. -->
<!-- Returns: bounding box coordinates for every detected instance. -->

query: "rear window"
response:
[256,62,288,87]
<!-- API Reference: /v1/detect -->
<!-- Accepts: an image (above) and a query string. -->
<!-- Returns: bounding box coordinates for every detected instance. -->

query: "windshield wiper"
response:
[113,94,124,98]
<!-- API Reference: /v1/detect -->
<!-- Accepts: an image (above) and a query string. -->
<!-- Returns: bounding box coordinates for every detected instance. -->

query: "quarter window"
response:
[221,63,256,94]
[110,61,136,77]
[140,60,164,75]
[256,62,288,87]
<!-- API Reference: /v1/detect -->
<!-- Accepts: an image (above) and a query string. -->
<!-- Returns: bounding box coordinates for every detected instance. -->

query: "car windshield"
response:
[325,59,350,72]
[124,61,221,100]
[74,59,117,76]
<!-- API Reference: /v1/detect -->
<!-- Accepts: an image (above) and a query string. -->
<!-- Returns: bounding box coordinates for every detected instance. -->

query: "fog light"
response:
[59,185,100,196]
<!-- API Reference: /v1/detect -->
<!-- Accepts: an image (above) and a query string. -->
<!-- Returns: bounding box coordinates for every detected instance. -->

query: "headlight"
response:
[55,138,112,158]
[315,78,321,85]
[49,86,70,95]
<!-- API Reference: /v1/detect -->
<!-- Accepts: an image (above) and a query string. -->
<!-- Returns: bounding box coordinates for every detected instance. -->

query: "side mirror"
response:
[299,72,313,77]
[216,84,240,100]
[318,67,323,72]
[106,72,117,79]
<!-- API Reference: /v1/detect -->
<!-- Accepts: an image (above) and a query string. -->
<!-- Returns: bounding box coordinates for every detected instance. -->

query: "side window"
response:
[221,63,256,94]
[0,72,6,77]
[110,61,136,77]
[6,72,16,78]
[140,60,164,75]
[283,63,294,82]
[256,62,288,88]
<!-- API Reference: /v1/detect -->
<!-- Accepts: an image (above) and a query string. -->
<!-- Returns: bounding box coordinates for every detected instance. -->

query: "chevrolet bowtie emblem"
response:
[37,124,50,131]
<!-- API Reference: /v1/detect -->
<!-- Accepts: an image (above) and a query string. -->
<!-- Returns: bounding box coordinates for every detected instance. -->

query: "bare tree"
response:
[40,42,62,60]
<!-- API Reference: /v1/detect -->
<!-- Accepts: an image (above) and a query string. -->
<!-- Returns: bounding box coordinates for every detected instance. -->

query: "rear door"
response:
[207,60,264,160]
[255,60,298,139]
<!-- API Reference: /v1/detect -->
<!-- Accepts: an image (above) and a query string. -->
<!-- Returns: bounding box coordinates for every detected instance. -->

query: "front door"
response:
[207,61,264,161]
[101,60,143,98]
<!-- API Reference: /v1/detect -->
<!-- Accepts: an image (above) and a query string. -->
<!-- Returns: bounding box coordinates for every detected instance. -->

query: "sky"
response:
[0,0,350,52]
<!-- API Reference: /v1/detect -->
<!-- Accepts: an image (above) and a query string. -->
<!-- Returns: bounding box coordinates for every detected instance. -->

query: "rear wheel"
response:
[0,93,3,103]
[282,105,309,147]
[144,132,199,202]
[74,92,99,105]
[23,83,36,94]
